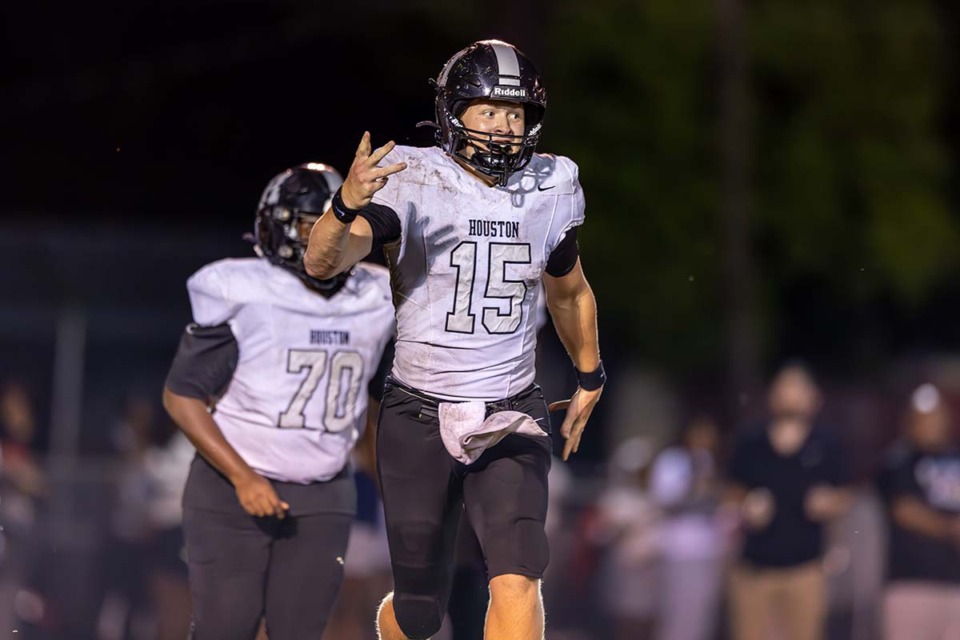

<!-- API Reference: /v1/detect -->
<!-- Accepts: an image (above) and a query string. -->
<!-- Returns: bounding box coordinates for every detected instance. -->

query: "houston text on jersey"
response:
[309,330,350,345]
[468,219,520,239]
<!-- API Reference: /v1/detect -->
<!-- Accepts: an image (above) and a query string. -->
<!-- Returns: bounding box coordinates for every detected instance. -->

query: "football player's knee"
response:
[393,592,444,640]
[389,520,447,638]
[391,561,445,639]
[490,573,540,602]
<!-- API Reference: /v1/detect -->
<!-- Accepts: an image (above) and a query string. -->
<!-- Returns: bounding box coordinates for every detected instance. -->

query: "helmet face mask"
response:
[442,111,543,183]
[432,40,547,186]
[254,164,349,296]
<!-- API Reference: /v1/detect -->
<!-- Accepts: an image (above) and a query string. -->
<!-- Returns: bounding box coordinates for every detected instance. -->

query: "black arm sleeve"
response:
[165,323,239,400]
[367,340,395,402]
[357,203,402,255]
[545,226,580,277]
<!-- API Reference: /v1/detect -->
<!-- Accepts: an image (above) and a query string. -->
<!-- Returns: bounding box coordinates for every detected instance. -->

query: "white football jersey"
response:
[187,258,395,484]
[372,146,585,401]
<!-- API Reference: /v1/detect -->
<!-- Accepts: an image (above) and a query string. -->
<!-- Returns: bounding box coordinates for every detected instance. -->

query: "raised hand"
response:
[340,131,408,210]
[548,386,603,461]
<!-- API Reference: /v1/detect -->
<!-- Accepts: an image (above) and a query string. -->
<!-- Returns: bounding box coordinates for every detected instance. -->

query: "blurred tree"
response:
[546,0,954,378]
[752,0,955,368]
[546,0,722,374]
[718,0,762,403]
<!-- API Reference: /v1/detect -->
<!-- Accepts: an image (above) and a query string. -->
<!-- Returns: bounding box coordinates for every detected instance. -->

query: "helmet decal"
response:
[489,41,522,86]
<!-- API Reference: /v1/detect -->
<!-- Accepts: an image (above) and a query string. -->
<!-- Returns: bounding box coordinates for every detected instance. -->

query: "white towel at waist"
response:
[438,401,548,465]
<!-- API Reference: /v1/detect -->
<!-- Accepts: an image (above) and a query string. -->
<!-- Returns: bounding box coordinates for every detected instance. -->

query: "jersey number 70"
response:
[278,349,364,431]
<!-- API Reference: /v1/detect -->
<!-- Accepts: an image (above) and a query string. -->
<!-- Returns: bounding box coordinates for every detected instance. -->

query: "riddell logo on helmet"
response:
[491,86,527,99]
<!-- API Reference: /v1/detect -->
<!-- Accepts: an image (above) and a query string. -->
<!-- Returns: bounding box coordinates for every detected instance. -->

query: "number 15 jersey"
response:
[369,145,585,401]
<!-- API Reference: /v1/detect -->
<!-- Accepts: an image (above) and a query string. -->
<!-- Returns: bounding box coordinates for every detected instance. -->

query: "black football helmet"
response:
[254,163,348,296]
[431,39,547,186]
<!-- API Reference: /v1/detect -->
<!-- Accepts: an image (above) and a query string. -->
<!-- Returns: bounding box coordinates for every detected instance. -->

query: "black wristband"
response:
[576,361,606,391]
[331,188,360,224]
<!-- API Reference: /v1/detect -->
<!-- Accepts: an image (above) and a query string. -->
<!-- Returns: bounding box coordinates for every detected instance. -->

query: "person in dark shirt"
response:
[877,383,960,640]
[726,363,852,640]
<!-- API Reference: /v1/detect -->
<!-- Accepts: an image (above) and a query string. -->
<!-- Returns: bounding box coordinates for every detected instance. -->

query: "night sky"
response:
[5,2,544,229]
[8,0,960,215]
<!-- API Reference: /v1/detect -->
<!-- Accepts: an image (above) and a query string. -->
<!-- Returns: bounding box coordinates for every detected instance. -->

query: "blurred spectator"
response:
[590,436,660,640]
[0,380,45,634]
[877,383,960,640]
[649,416,728,640]
[141,424,193,640]
[99,397,155,640]
[99,398,192,640]
[0,381,45,501]
[726,363,853,640]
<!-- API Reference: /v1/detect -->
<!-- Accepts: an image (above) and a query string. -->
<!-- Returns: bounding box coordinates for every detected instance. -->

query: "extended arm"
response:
[163,388,277,494]
[304,132,406,279]
[162,324,289,518]
[304,212,375,279]
[543,259,603,460]
[544,259,600,374]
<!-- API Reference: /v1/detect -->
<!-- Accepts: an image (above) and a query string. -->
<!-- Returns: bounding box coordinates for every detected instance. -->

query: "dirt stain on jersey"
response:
[430,168,460,195]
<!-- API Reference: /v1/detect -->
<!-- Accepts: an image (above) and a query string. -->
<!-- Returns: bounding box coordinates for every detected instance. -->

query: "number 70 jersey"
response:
[187,258,395,484]
[373,146,585,402]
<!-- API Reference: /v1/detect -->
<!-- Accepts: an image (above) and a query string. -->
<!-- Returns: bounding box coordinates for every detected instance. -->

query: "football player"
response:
[162,163,395,640]
[304,40,605,640]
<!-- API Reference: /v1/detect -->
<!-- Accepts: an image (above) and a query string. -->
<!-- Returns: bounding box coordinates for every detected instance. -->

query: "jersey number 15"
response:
[446,241,531,335]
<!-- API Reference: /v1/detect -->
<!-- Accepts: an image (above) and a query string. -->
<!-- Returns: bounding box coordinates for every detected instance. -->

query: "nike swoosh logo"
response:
[537,185,555,192]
